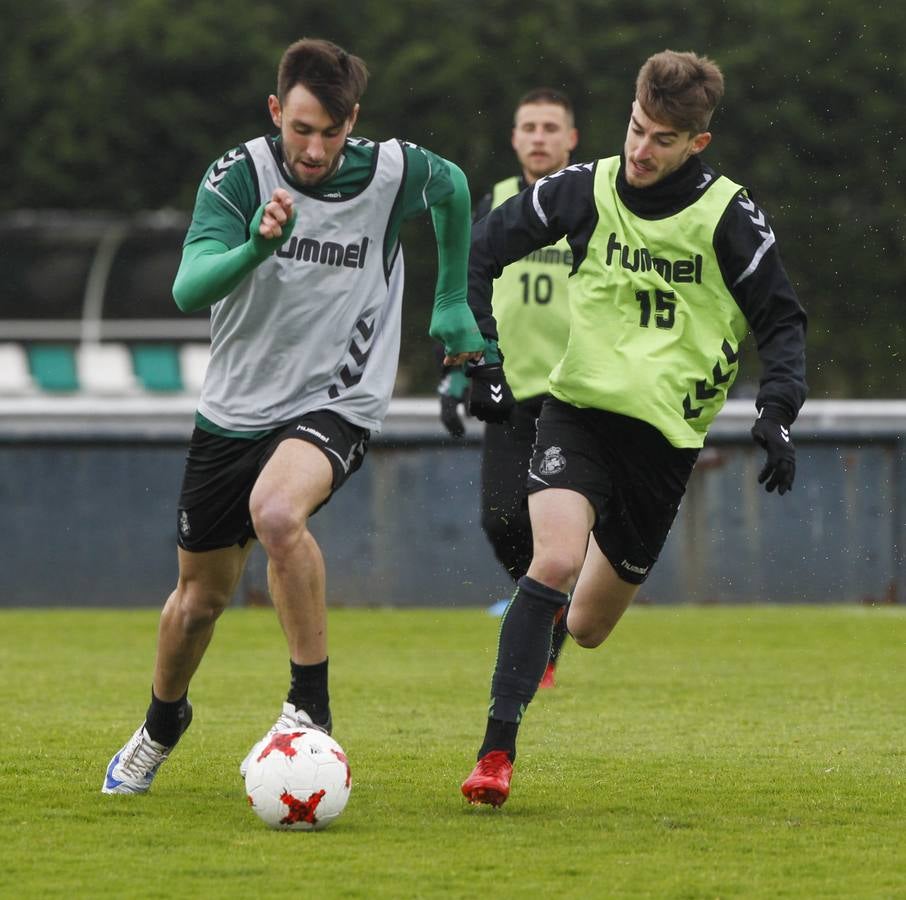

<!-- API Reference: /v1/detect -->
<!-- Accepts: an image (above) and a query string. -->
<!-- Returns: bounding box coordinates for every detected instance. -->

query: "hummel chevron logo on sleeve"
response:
[732,195,776,287]
[780,426,790,443]
[205,148,245,191]
[532,162,593,226]
[738,195,768,230]
[490,384,503,404]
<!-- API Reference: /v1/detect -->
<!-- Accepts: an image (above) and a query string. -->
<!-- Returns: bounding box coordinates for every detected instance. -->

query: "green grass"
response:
[1,606,904,899]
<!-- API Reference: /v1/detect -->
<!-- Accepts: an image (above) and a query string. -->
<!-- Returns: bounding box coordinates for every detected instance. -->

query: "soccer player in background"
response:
[101,37,508,794]
[439,88,578,689]
[460,50,807,807]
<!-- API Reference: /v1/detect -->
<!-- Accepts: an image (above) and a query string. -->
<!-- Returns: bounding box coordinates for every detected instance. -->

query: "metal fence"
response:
[0,398,902,607]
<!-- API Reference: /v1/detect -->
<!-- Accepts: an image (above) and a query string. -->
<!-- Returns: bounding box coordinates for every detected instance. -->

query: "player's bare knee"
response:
[169,582,229,632]
[570,623,612,649]
[566,605,618,648]
[571,632,599,649]
[251,496,308,557]
[528,553,583,594]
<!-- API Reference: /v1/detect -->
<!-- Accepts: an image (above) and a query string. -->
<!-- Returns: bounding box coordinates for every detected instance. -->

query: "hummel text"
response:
[605,233,702,284]
[620,559,649,576]
[277,235,370,269]
[297,425,330,443]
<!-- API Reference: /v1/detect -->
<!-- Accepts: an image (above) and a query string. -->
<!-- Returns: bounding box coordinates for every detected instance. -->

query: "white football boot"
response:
[239,702,331,779]
[102,703,193,795]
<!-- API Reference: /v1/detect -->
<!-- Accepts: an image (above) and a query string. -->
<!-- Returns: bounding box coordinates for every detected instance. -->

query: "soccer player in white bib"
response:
[460,50,807,807]
[102,37,496,794]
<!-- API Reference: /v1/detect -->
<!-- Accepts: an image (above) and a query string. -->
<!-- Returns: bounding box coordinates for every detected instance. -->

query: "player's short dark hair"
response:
[277,38,369,123]
[515,87,575,124]
[635,50,724,134]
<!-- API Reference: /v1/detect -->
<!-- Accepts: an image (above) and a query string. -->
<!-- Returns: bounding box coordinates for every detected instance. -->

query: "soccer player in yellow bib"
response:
[439,89,577,688]
[461,51,807,807]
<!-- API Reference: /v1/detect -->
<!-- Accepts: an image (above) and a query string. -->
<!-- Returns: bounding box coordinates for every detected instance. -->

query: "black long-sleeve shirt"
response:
[468,154,808,423]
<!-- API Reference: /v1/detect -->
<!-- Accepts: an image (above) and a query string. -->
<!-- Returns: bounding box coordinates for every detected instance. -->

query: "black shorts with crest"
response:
[526,397,698,584]
[176,409,369,552]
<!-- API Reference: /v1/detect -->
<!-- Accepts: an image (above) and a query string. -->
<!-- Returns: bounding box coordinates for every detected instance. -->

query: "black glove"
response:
[438,368,470,438]
[751,409,796,495]
[465,357,515,424]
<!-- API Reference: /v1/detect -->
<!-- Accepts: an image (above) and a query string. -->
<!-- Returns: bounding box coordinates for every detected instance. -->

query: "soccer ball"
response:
[244,728,352,831]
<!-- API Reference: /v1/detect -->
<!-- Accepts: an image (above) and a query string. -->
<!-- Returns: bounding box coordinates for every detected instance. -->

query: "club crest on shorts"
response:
[179,510,191,538]
[539,445,566,475]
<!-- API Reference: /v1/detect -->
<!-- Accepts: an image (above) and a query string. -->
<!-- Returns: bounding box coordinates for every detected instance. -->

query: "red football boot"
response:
[461,750,513,807]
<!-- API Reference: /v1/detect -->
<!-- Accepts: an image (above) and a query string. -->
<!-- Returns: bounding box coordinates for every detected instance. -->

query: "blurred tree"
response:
[1,0,903,396]
[1,0,283,209]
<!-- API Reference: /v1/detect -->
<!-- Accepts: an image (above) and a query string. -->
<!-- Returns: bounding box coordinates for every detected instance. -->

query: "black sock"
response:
[145,688,189,747]
[483,575,569,745]
[478,718,520,762]
[287,658,330,726]
[549,600,571,665]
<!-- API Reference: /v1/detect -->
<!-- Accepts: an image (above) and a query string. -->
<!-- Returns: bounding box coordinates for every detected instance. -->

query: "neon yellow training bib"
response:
[550,156,749,448]
[490,177,572,401]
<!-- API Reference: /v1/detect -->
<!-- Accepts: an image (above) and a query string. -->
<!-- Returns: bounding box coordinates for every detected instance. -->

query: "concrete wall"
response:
[1,400,903,607]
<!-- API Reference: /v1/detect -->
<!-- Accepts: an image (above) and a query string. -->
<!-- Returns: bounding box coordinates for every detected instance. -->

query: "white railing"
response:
[2,397,906,442]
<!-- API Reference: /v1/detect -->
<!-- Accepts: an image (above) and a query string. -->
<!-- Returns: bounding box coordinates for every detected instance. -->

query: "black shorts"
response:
[176,410,370,552]
[526,397,699,584]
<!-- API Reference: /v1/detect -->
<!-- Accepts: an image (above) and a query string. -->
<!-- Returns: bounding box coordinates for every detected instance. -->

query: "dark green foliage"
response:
[1,0,902,395]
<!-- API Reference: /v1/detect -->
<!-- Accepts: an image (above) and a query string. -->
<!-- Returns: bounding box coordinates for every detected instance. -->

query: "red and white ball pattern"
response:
[245,728,352,831]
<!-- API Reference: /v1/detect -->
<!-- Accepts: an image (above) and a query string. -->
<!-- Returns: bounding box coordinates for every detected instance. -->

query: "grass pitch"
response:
[0,605,903,899]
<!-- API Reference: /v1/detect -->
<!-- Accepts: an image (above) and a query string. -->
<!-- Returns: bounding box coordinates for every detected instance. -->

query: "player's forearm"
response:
[430,161,471,309]
[172,238,264,312]
[717,207,808,421]
[429,162,483,354]
[753,312,808,422]
[467,212,502,341]
[742,276,808,419]
[467,186,561,340]
[173,204,294,312]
